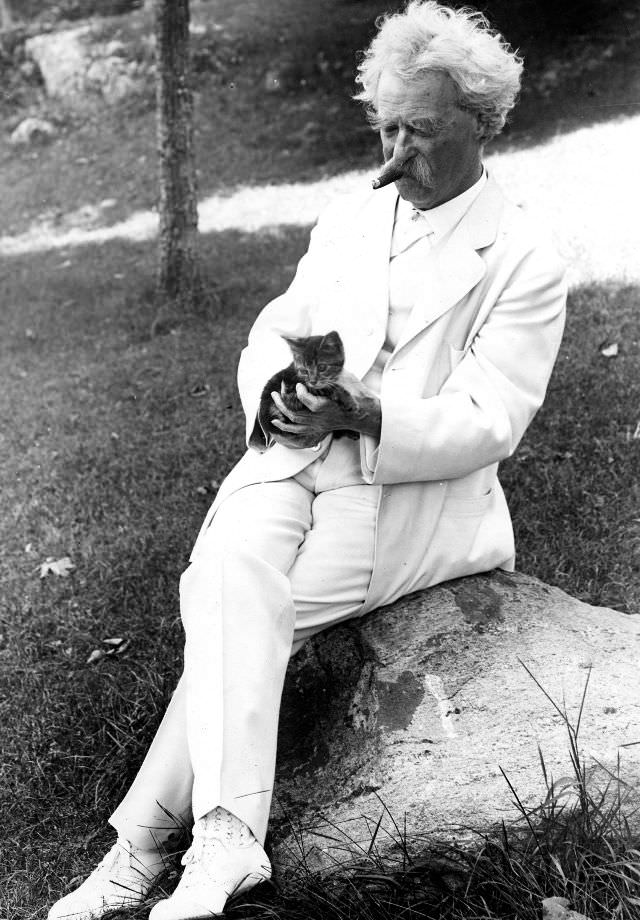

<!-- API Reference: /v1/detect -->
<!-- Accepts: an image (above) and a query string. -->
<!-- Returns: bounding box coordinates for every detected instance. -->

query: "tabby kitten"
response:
[249,330,359,449]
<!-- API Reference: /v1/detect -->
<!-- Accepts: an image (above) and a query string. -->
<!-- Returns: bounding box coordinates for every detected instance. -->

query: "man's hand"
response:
[270,371,382,448]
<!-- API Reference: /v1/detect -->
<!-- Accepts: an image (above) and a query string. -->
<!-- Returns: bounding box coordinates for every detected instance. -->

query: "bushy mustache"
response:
[401,156,433,186]
[372,153,434,190]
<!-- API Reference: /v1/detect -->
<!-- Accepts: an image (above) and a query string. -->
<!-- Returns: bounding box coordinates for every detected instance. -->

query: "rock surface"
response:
[25,27,90,100]
[9,116,56,145]
[25,26,146,105]
[542,896,590,920]
[271,571,640,869]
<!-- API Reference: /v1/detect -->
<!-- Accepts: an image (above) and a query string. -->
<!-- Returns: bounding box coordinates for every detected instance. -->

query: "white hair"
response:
[355,1,523,142]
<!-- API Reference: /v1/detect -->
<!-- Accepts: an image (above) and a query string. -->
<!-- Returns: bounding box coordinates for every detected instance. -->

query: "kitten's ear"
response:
[282,335,305,355]
[321,330,344,354]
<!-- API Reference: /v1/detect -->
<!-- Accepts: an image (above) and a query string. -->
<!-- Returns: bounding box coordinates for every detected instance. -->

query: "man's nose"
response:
[392,126,417,164]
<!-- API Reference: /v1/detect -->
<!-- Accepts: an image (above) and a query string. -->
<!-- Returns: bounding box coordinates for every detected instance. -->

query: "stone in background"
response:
[25,25,149,106]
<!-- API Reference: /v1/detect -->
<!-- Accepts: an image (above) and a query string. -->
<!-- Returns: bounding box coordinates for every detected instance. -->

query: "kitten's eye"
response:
[317,363,327,372]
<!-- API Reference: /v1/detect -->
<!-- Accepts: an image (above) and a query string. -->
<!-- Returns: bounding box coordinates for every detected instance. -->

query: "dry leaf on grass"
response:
[39,556,75,578]
[86,638,130,665]
[600,342,619,358]
[189,383,210,398]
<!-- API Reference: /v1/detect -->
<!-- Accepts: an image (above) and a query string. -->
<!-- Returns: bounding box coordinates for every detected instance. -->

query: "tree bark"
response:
[154,0,201,323]
[0,0,14,29]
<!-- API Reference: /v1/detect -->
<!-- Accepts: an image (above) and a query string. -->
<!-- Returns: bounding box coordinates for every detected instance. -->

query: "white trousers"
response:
[109,456,385,849]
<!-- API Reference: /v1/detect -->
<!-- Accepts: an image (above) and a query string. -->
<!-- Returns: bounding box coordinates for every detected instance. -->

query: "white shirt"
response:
[362,169,487,395]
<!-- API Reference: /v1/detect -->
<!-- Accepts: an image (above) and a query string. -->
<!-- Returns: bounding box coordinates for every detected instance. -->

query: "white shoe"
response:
[149,811,271,920]
[48,838,165,920]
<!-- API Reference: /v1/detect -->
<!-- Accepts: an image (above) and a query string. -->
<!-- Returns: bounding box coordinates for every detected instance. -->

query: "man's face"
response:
[374,69,483,210]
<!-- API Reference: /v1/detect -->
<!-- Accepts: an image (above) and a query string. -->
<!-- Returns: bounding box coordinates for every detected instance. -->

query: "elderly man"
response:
[48,3,566,919]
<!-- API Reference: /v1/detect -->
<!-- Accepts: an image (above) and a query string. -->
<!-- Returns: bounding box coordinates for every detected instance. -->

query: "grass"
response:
[1,0,639,918]
[501,282,640,615]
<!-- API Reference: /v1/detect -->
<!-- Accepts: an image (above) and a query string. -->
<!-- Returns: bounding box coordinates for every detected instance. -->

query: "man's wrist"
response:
[352,397,382,440]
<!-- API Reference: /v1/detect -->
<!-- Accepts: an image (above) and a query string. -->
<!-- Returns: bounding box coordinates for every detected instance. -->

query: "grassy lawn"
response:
[502,281,640,616]
[1,1,639,918]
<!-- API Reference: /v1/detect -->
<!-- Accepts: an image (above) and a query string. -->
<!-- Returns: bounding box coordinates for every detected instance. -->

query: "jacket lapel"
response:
[394,174,505,354]
[341,185,397,379]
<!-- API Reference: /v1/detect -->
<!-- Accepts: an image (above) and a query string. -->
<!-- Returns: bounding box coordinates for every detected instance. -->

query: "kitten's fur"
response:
[249,330,359,449]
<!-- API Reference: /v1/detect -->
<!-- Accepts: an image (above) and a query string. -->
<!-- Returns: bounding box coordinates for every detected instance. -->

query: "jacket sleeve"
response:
[237,207,341,450]
[361,240,568,484]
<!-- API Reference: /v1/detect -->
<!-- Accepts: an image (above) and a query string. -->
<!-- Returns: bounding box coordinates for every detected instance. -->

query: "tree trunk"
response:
[0,0,14,29]
[154,0,201,325]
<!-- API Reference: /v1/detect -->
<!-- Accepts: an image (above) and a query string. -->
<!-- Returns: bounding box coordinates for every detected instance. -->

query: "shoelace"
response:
[181,835,225,883]
[204,807,253,846]
[179,809,258,888]
[94,846,126,877]
[90,845,150,894]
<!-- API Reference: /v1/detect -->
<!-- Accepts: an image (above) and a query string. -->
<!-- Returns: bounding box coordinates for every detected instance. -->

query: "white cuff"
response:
[360,434,380,483]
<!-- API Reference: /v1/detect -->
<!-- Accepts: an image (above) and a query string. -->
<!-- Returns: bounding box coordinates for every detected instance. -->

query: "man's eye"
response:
[410,125,437,138]
[381,124,398,136]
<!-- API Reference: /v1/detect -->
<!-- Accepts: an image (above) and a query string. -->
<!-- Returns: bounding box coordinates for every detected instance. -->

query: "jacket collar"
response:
[369,169,504,254]
[393,172,505,354]
[343,172,505,377]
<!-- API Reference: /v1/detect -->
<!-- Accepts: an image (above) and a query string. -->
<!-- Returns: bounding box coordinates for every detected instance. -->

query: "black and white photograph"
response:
[1,1,638,919]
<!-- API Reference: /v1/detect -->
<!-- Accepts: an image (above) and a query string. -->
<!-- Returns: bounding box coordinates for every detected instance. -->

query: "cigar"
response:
[372,157,408,190]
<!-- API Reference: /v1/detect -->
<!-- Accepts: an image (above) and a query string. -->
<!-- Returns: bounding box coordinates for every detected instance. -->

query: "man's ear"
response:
[474,114,489,142]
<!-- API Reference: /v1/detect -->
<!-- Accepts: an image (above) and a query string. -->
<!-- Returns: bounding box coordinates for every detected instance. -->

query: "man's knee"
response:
[180,547,296,629]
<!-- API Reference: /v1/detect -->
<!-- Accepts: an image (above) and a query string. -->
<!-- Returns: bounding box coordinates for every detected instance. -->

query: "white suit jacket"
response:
[191,174,567,612]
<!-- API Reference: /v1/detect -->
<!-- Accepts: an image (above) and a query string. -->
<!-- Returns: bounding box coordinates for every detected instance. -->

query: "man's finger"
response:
[295,383,328,412]
[271,418,309,434]
[271,390,297,421]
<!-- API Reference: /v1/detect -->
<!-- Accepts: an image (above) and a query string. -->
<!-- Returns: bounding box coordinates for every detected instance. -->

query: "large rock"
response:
[271,571,640,869]
[9,116,56,146]
[25,26,146,106]
[25,27,90,100]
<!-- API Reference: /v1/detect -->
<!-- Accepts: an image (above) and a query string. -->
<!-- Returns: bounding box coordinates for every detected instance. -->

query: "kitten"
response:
[249,330,359,449]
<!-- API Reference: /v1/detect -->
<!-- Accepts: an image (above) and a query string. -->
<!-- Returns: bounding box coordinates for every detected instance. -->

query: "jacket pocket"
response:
[442,487,493,516]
